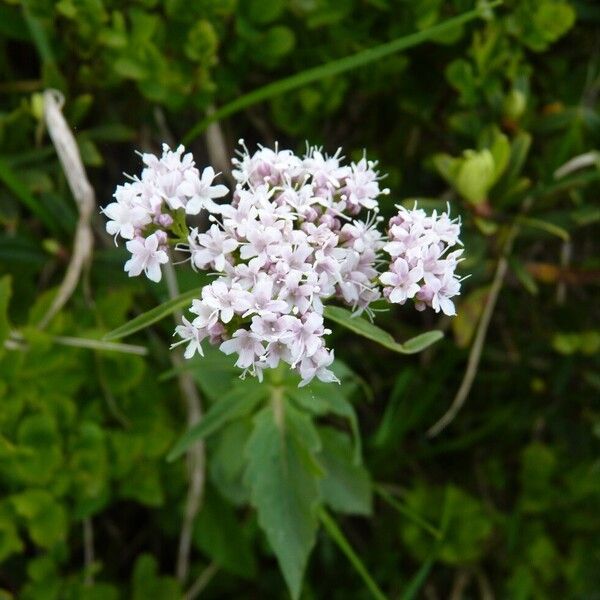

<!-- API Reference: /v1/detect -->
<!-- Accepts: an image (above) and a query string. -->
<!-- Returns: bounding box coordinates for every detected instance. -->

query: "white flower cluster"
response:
[105,141,465,387]
[102,144,228,281]
[174,141,389,386]
[380,205,463,316]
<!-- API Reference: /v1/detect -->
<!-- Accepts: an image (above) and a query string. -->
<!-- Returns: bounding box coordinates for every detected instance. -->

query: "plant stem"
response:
[319,508,389,600]
[375,485,441,539]
[165,261,206,585]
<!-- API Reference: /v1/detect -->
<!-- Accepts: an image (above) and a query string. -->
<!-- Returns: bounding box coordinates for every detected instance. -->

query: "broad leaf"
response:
[289,377,362,463]
[210,419,253,506]
[244,404,322,599]
[167,382,267,461]
[318,428,372,516]
[103,288,199,340]
[324,306,443,354]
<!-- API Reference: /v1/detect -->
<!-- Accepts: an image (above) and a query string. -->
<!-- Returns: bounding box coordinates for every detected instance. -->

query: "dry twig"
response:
[184,562,220,600]
[39,89,94,329]
[83,517,95,586]
[427,200,531,437]
[164,261,206,585]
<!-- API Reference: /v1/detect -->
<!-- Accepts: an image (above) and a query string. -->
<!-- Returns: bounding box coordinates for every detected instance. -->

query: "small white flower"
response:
[178,166,228,215]
[189,225,239,272]
[124,233,169,282]
[380,258,424,305]
[171,316,206,358]
[103,200,151,241]
[219,329,264,369]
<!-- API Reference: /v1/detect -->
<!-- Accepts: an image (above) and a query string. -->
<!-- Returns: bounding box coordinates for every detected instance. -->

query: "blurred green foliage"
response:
[1,0,599,598]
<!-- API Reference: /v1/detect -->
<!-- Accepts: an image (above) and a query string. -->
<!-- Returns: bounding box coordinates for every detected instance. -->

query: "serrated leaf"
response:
[104,288,200,340]
[324,306,443,354]
[244,404,322,599]
[210,419,253,506]
[289,376,361,462]
[167,381,267,461]
[318,428,372,516]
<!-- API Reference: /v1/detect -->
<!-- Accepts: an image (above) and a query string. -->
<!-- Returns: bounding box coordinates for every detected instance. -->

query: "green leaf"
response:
[517,216,570,241]
[167,381,267,461]
[488,129,511,182]
[289,373,362,462]
[119,463,164,507]
[11,490,67,548]
[131,554,181,600]
[0,502,23,561]
[245,0,284,24]
[493,131,532,203]
[324,306,443,354]
[244,404,322,599]
[0,157,59,234]
[455,149,496,204]
[210,419,252,506]
[103,288,200,340]
[14,414,62,485]
[318,428,372,516]
[183,2,501,143]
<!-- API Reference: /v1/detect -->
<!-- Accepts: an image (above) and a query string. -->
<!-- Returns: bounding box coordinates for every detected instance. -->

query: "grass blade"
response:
[399,558,435,600]
[324,306,443,355]
[0,157,59,233]
[319,508,389,600]
[183,2,501,143]
[104,288,199,341]
[375,485,441,540]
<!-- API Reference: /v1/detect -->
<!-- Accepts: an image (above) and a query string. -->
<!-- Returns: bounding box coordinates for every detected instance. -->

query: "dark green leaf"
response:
[244,404,322,599]
[103,288,199,340]
[318,428,372,516]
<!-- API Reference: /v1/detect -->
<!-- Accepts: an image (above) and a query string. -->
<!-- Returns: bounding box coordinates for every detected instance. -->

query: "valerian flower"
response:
[124,232,169,282]
[107,142,465,386]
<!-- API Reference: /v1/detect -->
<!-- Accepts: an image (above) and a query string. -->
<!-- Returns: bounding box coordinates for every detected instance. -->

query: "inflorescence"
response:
[103,141,464,386]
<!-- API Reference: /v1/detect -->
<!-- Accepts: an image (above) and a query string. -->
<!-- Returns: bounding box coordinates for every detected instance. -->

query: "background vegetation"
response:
[0,0,599,598]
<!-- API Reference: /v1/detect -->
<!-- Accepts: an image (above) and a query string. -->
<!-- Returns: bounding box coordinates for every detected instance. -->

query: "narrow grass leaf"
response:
[375,485,441,539]
[104,288,199,340]
[517,216,570,241]
[324,306,443,354]
[0,157,59,233]
[183,2,501,143]
[319,508,388,600]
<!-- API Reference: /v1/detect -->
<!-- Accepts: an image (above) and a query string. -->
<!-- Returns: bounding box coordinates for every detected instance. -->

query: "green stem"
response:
[319,508,389,600]
[375,485,441,539]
